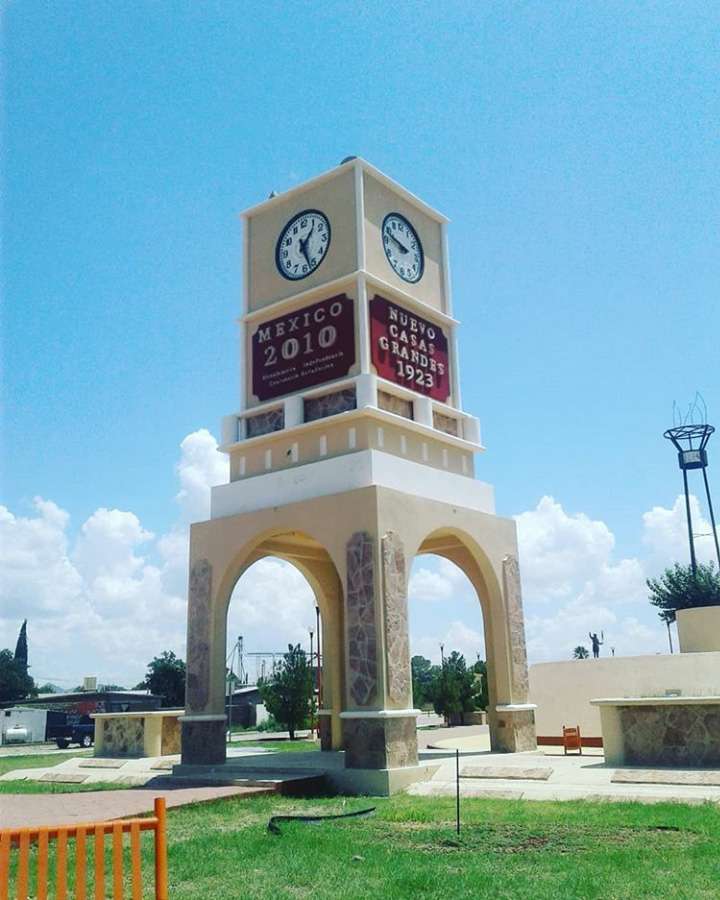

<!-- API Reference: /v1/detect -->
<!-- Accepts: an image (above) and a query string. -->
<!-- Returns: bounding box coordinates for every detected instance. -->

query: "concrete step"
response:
[171,765,327,796]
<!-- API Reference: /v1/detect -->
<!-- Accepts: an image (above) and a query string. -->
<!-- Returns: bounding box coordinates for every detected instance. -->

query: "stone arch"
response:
[409,525,533,753]
[182,521,346,764]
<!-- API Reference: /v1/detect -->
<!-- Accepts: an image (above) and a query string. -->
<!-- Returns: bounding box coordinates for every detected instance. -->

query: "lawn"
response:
[5,792,720,898]
[0,750,122,794]
[0,742,318,793]
[238,739,319,754]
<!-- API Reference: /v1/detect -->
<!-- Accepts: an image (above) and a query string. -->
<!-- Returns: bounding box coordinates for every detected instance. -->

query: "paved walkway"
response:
[0,784,272,830]
[411,749,720,805]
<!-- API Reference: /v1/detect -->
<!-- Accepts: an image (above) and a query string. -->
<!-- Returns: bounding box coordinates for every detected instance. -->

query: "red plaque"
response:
[369,295,450,401]
[252,294,355,401]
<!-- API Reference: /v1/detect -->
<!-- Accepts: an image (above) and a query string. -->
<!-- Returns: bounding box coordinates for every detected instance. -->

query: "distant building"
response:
[6,689,162,717]
[225,686,267,728]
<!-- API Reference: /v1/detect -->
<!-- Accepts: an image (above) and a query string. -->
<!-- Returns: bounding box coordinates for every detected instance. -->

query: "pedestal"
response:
[180,714,226,765]
[341,711,419,769]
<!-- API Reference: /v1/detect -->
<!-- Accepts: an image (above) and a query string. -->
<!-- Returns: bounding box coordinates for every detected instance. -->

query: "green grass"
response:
[7,792,720,898]
[0,750,125,794]
[239,739,319,754]
[0,779,125,794]
[160,794,720,899]
[0,750,92,777]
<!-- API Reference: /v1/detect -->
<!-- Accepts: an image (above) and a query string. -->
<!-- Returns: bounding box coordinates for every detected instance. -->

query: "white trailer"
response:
[1,707,49,744]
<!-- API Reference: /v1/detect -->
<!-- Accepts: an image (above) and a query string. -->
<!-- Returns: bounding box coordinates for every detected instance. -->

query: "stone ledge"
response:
[461,765,552,781]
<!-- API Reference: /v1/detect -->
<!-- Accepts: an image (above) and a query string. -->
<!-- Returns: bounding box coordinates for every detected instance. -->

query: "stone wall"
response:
[102,717,144,757]
[343,716,418,769]
[620,704,720,767]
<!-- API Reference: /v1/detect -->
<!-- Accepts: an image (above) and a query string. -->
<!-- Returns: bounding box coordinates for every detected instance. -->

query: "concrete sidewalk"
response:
[0,784,272,830]
[410,749,720,805]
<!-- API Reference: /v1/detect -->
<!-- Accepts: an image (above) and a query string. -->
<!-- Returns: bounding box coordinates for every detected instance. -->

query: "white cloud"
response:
[174,429,228,524]
[0,498,83,619]
[408,493,707,667]
[0,430,227,688]
[3,423,715,691]
[642,494,718,569]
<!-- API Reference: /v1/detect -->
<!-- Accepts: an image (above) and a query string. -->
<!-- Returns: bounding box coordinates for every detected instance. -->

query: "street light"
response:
[308,626,315,739]
[664,411,720,573]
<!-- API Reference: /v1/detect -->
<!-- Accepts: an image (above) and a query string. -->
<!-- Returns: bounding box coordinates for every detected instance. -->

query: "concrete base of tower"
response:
[179,715,227,765]
[341,713,419,769]
[488,705,538,753]
[327,762,441,796]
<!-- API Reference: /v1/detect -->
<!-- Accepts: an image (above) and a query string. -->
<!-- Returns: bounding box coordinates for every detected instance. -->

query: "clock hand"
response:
[299,222,316,265]
[389,232,409,254]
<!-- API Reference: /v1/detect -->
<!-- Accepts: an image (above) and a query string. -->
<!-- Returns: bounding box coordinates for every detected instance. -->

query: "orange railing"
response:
[0,796,168,900]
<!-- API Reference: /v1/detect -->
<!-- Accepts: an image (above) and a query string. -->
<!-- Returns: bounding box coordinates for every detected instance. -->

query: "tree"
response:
[472,658,489,711]
[647,562,720,624]
[14,620,28,669]
[36,682,61,694]
[411,655,438,708]
[258,644,313,740]
[140,651,186,707]
[0,649,36,704]
[431,651,476,725]
[573,646,590,659]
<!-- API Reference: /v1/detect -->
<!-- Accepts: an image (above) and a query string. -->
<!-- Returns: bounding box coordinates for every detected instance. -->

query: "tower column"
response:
[341,529,418,770]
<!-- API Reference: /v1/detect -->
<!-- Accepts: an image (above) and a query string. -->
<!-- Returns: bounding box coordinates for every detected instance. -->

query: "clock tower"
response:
[179,159,537,793]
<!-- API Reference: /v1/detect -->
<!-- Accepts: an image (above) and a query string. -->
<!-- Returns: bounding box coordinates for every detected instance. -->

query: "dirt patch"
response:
[384,822,699,855]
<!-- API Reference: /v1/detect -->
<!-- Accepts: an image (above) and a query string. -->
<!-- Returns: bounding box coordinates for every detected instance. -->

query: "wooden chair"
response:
[562,725,583,755]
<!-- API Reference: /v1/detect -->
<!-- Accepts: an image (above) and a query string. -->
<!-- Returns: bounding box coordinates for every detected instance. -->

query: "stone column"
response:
[487,555,537,752]
[341,530,418,769]
[180,556,227,765]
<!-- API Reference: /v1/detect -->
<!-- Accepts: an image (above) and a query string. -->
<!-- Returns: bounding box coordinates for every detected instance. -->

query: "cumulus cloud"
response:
[174,429,228,524]
[642,494,718,568]
[0,429,225,687]
[409,492,717,667]
[3,422,718,690]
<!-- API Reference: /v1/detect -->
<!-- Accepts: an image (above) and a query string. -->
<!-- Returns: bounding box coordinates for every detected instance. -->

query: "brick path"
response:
[0,784,271,829]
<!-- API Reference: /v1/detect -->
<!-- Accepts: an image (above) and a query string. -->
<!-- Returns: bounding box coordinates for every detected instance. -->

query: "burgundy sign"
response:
[252,294,355,401]
[369,295,450,401]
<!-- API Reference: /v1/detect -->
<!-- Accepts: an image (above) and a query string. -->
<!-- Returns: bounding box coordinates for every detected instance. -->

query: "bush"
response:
[648,562,720,623]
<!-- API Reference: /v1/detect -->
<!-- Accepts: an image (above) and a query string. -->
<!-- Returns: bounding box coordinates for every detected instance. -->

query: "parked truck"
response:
[45,711,95,749]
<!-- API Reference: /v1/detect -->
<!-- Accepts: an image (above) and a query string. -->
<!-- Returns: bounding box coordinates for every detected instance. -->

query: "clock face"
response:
[275,209,331,281]
[382,213,424,283]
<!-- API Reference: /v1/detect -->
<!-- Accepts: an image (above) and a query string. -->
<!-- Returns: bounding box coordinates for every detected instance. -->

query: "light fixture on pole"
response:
[664,396,720,572]
[308,626,315,739]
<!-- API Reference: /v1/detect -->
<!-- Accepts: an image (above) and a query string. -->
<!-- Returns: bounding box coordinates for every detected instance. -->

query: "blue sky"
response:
[2,2,719,685]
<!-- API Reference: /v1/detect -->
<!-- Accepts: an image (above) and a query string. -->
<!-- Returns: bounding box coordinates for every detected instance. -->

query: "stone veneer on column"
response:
[503,555,530,698]
[181,557,227,765]
[486,556,537,753]
[346,531,378,706]
[343,717,418,769]
[382,531,412,706]
[186,559,212,711]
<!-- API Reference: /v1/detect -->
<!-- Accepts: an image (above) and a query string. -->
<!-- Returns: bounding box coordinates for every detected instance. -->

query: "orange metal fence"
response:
[0,796,168,900]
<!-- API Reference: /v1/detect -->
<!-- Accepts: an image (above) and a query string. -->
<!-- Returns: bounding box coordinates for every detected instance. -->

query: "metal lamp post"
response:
[663,420,720,572]
[308,627,315,739]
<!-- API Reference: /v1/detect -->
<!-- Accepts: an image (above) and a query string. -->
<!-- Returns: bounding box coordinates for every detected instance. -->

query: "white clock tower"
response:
[179,158,536,794]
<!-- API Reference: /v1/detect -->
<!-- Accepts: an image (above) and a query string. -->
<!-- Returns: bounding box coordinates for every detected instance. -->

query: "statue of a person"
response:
[588,631,604,658]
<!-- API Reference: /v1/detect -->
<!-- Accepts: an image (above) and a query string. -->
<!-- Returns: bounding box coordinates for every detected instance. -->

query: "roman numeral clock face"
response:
[382,213,424,283]
[275,209,331,280]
